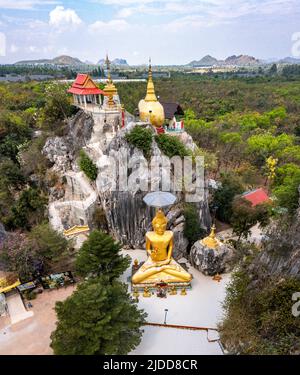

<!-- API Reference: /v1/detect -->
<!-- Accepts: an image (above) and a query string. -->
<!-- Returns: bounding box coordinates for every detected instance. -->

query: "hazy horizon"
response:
[0,0,300,65]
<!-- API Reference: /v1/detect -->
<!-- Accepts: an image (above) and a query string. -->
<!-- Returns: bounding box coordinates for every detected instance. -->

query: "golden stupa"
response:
[200,224,220,250]
[103,54,118,107]
[138,59,165,128]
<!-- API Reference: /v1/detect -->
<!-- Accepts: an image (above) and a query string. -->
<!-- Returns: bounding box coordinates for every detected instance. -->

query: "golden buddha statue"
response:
[132,209,192,285]
[138,59,165,128]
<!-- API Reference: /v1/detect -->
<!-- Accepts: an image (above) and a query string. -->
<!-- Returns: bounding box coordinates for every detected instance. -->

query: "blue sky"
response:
[0,0,300,64]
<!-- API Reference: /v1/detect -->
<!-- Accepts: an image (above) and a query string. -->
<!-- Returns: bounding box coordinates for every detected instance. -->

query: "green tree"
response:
[75,230,130,279]
[269,64,278,76]
[50,277,147,355]
[184,203,206,246]
[29,223,70,265]
[231,197,270,240]
[5,187,47,230]
[38,82,75,133]
[78,150,98,181]
[213,172,244,223]
[247,133,294,167]
[272,163,300,213]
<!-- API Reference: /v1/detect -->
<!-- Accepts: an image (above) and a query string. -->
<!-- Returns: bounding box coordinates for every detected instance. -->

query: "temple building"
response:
[67,73,105,108]
[161,102,185,133]
[138,59,165,131]
[67,55,126,144]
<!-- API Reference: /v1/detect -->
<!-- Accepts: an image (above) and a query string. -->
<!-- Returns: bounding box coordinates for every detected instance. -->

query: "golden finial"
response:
[201,224,219,249]
[145,57,157,102]
[103,53,118,107]
[133,259,139,269]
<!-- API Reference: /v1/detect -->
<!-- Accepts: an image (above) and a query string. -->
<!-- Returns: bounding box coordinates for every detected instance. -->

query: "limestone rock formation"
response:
[190,239,234,276]
[42,109,211,256]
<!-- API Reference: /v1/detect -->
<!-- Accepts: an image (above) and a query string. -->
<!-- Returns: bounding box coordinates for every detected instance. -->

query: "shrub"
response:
[78,150,98,181]
[125,126,153,158]
[221,271,300,354]
[183,203,206,246]
[155,133,189,158]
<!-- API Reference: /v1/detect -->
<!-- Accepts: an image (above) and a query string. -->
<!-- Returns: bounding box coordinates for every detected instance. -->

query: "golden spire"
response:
[105,54,112,83]
[145,57,157,102]
[201,224,219,249]
[103,54,118,107]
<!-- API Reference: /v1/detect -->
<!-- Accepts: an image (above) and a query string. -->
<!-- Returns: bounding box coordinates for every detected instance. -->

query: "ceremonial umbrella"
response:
[143,191,176,208]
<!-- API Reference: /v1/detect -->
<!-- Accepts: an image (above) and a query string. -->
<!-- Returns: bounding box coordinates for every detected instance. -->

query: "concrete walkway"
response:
[6,293,33,325]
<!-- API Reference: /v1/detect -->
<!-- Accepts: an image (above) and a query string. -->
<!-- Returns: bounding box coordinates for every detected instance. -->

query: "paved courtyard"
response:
[0,250,230,355]
[0,286,75,355]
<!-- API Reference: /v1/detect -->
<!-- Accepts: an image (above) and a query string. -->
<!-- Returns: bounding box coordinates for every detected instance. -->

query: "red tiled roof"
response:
[74,73,87,86]
[67,87,105,95]
[242,188,269,206]
[67,73,106,96]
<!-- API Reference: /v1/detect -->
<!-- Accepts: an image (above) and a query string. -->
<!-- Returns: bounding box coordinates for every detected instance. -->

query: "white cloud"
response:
[89,19,129,33]
[10,44,19,53]
[115,0,300,20]
[49,6,83,28]
[0,0,59,10]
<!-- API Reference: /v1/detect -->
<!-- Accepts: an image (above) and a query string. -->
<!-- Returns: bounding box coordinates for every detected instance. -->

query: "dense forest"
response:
[0,74,300,354]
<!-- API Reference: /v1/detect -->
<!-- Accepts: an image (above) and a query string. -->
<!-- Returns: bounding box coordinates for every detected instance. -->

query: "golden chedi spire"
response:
[138,58,165,128]
[200,224,219,250]
[145,58,157,102]
[103,54,118,107]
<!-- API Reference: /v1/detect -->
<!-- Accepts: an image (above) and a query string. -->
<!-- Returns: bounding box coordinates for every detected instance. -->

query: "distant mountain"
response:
[187,54,261,67]
[84,60,96,65]
[278,56,300,64]
[97,58,129,66]
[15,55,85,66]
[224,55,260,66]
[188,55,219,67]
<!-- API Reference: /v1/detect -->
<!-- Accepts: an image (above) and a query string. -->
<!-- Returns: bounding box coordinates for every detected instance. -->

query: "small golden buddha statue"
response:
[169,285,177,295]
[133,287,139,298]
[143,286,151,297]
[180,288,187,296]
[132,209,192,285]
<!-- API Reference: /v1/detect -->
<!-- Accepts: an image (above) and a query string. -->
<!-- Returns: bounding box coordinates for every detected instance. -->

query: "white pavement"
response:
[6,293,33,325]
[121,250,230,355]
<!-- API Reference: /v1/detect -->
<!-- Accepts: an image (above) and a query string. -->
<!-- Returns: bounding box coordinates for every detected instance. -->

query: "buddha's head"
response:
[152,209,168,235]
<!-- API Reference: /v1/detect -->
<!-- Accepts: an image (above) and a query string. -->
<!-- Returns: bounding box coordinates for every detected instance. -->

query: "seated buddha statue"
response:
[132,209,192,285]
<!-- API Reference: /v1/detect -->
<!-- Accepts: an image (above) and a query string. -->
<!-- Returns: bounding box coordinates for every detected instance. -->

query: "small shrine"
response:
[162,102,185,133]
[190,225,234,276]
[67,73,105,108]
